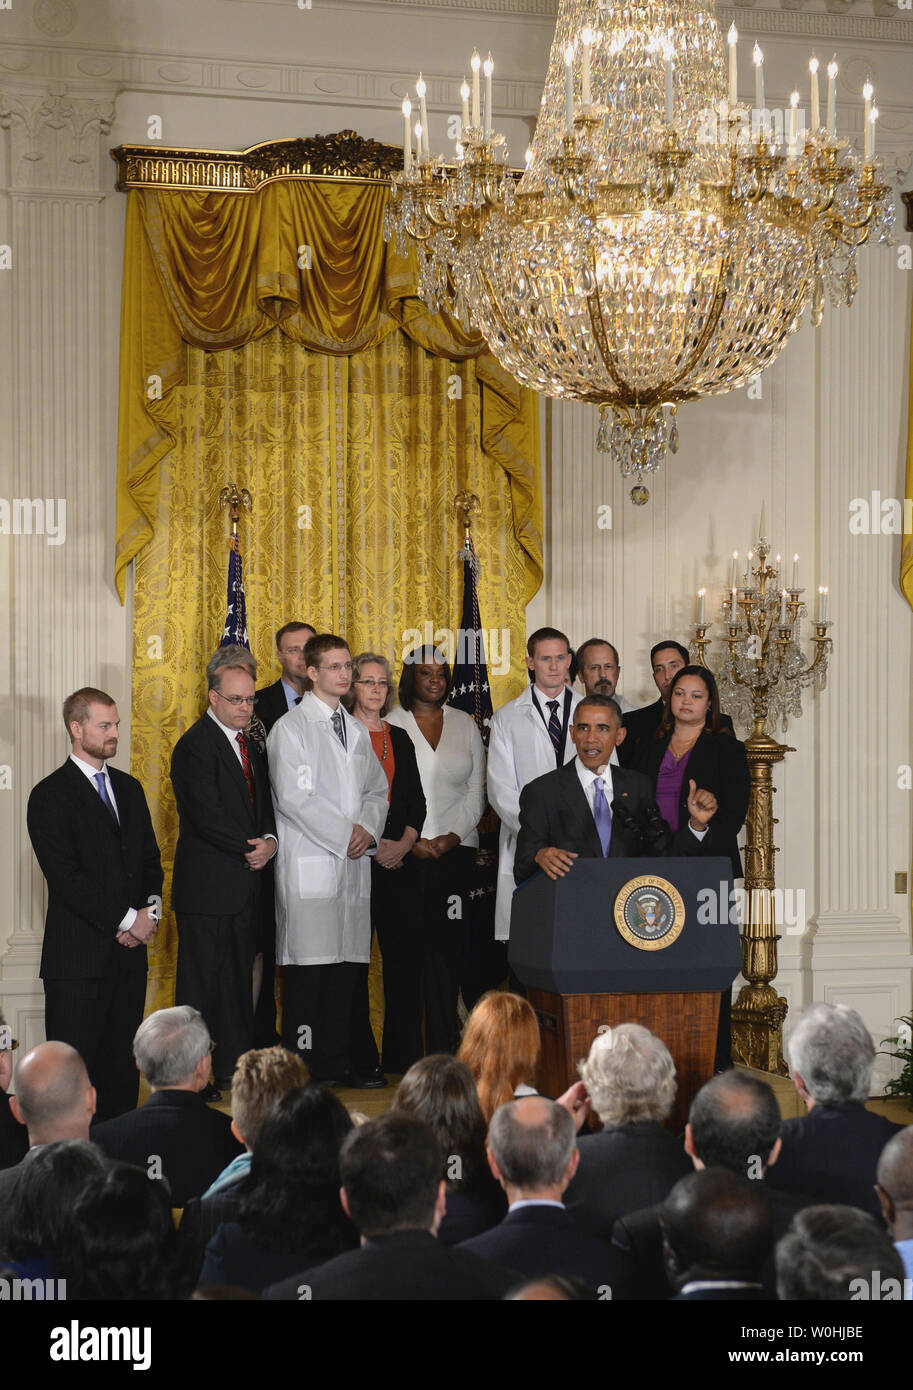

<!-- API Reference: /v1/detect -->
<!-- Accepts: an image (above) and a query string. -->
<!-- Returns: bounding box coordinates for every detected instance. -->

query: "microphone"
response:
[642,802,673,855]
[611,798,646,854]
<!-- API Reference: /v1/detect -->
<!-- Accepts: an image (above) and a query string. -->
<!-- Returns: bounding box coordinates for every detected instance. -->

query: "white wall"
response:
[2,0,912,1089]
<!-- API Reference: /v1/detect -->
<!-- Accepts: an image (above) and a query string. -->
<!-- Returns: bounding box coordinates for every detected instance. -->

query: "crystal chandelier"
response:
[383,0,894,502]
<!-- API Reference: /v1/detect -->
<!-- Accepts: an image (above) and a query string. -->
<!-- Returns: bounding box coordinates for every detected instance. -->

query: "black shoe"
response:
[348,1067,388,1090]
[200,1083,222,1102]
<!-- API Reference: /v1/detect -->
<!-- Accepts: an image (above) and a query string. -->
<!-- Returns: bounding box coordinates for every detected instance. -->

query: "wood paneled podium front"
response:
[508,858,741,1134]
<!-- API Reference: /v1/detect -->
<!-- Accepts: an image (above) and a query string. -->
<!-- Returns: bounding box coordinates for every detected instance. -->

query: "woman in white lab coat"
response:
[387,645,486,1054]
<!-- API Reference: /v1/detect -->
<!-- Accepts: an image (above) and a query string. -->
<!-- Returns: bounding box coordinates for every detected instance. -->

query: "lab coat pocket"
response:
[297,856,336,899]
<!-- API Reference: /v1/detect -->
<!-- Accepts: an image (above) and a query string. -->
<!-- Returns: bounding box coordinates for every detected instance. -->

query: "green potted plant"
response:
[880,1015,913,1110]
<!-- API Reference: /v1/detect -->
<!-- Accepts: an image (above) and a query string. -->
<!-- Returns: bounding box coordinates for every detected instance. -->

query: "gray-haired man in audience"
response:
[91,1006,242,1207]
[765,1002,903,1220]
[459,1095,631,1294]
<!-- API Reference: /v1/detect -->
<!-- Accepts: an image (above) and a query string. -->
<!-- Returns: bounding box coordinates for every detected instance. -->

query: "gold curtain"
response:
[116,183,542,1012]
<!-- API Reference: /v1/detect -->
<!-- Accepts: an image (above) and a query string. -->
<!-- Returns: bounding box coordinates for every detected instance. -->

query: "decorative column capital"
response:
[0,82,116,194]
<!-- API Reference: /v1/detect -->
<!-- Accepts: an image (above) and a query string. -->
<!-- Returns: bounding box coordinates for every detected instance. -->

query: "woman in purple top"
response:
[633,665,749,879]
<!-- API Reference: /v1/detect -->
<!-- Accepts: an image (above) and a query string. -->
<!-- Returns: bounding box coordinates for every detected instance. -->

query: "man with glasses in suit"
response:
[171,646,277,1092]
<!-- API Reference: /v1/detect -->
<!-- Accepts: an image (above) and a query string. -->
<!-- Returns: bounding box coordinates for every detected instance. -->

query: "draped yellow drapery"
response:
[116,182,542,1011]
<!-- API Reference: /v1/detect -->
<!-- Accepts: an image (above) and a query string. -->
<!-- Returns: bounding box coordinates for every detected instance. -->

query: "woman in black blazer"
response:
[633,664,750,879]
[347,652,427,1077]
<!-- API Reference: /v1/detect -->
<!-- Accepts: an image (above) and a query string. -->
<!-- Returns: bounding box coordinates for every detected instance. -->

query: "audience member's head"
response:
[660,1168,773,1293]
[1,1139,106,1267]
[230,1046,310,1151]
[786,1003,875,1107]
[9,1041,95,1144]
[686,1069,782,1176]
[875,1126,913,1241]
[237,1085,355,1256]
[457,992,540,1124]
[58,1162,177,1300]
[507,1274,597,1301]
[487,1096,577,1199]
[392,1055,488,1190]
[577,1024,676,1128]
[339,1113,444,1238]
[132,1005,212,1092]
[776,1205,906,1301]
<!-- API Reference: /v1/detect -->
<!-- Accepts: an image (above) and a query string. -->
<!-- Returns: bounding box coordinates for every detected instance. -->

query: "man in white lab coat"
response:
[487,627,588,942]
[268,634,388,1086]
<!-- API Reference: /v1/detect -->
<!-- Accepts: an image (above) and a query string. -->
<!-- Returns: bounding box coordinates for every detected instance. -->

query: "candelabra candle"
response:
[810,56,820,132]
[581,28,593,107]
[565,44,575,134]
[788,92,799,162]
[416,75,430,158]
[753,44,765,136]
[483,55,493,137]
[697,589,706,625]
[728,24,738,110]
[460,79,470,135]
[826,59,838,138]
[730,552,739,590]
[817,586,828,623]
[402,98,412,173]
[414,122,423,163]
[792,554,799,589]
[870,107,878,161]
[745,551,753,584]
[730,587,738,623]
[780,589,788,625]
[470,50,481,129]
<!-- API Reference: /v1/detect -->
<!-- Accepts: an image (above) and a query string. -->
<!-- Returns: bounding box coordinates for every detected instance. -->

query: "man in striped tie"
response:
[171,647,277,1093]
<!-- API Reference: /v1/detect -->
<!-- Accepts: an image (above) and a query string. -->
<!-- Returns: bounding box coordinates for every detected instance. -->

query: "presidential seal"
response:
[614,875,685,951]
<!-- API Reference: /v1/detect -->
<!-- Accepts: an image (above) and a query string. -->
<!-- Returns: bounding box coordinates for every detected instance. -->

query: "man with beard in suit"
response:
[27,688,163,1121]
[513,695,717,886]
[171,646,277,1091]
[620,640,734,768]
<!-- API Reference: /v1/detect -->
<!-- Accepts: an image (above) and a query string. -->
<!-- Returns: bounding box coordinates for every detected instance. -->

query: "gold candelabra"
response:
[693,530,832,1073]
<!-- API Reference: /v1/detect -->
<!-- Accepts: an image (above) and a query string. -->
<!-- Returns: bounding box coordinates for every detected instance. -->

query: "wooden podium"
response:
[509,858,740,1133]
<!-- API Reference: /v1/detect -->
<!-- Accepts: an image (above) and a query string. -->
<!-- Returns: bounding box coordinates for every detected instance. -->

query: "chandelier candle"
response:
[484,55,493,137]
[727,23,738,108]
[416,75,429,157]
[402,99,412,173]
[564,44,574,133]
[826,60,838,138]
[460,79,470,135]
[581,28,593,107]
[810,56,820,131]
[863,82,874,160]
[471,50,481,129]
[753,43,764,133]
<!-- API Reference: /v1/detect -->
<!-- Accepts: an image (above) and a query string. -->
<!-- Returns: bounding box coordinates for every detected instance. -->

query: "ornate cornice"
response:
[111,130,402,191]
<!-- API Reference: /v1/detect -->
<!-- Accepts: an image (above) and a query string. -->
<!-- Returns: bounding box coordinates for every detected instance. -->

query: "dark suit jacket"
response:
[255,680,294,735]
[199,1221,358,1295]
[170,714,276,916]
[26,760,163,981]
[264,1228,521,1301]
[437,1171,507,1247]
[514,760,709,886]
[612,1179,814,1300]
[0,1146,41,1245]
[621,697,734,768]
[0,1091,28,1172]
[460,1203,631,1295]
[381,724,426,841]
[764,1103,904,1220]
[564,1122,692,1238]
[634,728,750,877]
[90,1089,243,1207]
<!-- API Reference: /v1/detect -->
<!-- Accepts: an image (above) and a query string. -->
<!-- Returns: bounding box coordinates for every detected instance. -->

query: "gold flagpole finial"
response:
[454,491,481,545]
[219,483,253,538]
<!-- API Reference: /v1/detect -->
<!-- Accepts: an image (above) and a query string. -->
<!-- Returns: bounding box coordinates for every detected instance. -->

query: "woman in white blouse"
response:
[387,645,486,1053]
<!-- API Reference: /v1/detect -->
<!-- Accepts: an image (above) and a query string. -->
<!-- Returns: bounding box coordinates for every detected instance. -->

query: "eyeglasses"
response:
[280,646,308,657]
[215,692,256,706]
[354,679,389,690]
[320,662,353,673]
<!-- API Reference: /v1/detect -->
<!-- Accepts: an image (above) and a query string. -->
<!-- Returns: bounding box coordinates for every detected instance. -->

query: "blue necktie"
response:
[592,777,612,857]
[94,771,119,825]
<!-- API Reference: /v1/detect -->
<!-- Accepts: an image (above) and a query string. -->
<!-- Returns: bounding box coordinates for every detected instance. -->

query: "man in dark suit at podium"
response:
[514,696,718,885]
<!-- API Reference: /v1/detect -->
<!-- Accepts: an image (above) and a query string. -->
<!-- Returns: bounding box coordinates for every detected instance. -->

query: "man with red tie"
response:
[171,647,277,1091]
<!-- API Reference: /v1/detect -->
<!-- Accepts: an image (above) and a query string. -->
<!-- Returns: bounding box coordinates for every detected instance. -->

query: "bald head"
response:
[11,1042,95,1144]
[488,1095,577,1196]
[876,1126,913,1239]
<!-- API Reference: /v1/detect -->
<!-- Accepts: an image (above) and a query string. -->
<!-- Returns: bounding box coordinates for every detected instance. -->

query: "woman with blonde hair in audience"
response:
[457,991,541,1124]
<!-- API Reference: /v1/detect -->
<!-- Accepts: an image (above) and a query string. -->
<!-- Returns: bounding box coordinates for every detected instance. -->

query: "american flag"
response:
[447,535,493,746]
[220,535,250,650]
